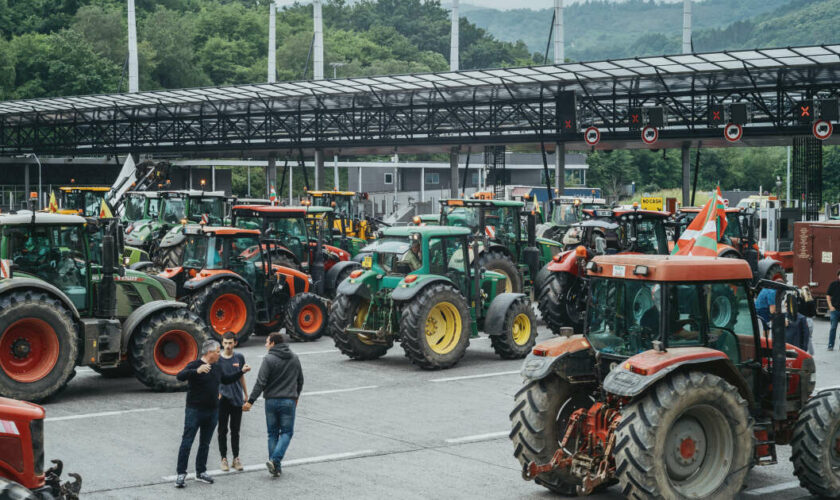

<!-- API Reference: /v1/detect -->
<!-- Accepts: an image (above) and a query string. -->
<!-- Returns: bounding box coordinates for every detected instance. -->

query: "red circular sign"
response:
[584,126,601,146]
[641,126,658,145]
[813,120,833,141]
[724,123,743,142]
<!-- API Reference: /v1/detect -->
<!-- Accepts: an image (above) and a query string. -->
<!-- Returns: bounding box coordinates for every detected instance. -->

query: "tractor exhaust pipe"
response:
[311,218,326,296]
[99,221,118,318]
[522,211,540,287]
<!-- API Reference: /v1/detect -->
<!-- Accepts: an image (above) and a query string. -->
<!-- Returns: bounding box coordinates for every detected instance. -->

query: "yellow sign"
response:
[640,197,663,211]
[362,256,373,269]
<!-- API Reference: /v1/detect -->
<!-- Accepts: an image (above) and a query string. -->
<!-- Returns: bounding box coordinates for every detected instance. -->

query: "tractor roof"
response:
[126,191,160,198]
[612,208,671,217]
[588,254,753,282]
[201,226,261,236]
[232,205,332,215]
[440,199,524,208]
[306,190,357,196]
[161,190,225,198]
[59,186,111,192]
[0,212,86,225]
[382,225,472,238]
[233,198,270,204]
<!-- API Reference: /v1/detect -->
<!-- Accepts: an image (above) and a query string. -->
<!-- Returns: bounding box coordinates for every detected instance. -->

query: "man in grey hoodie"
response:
[242,331,304,477]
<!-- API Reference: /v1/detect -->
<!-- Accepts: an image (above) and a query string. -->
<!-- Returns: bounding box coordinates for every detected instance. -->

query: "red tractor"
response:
[159,226,327,343]
[536,207,671,334]
[0,397,80,499]
[511,254,839,498]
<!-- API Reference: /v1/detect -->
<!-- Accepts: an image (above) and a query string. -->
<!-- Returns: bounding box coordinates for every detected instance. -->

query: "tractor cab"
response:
[57,186,110,217]
[122,191,160,224]
[439,199,523,247]
[562,208,669,255]
[305,189,376,242]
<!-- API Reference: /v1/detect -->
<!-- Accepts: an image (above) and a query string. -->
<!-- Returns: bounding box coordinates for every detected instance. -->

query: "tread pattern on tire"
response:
[399,283,470,370]
[490,296,537,359]
[791,388,840,497]
[129,308,208,392]
[536,271,567,335]
[284,292,328,342]
[613,371,753,500]
[188,279,255,344]
[0,291,78,403]
[157,241,185,270]
[478,250,523,293]
[329,294,390,360]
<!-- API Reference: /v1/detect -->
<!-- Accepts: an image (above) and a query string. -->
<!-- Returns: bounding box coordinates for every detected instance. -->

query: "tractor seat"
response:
[709,329,740,364]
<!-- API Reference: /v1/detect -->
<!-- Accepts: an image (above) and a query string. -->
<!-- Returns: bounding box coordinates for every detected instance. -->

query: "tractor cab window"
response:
[489,207,519,243]
[333,196,356,216]
[234,216,262,231]
[443,206,479,229]
[587,278,660,356]
[6,225,89,310]
[631,219,666,254]
[182,234,209,269]
[189,197,224,225]
[552,204,579,226]
[63,191,105,217]
[147,198,160,218]
[428,236,470,295]
[265,218,308,263]
[124,195,145,220]
[365,237,411,274]
[218,235,262,288]
[161,197,186,224]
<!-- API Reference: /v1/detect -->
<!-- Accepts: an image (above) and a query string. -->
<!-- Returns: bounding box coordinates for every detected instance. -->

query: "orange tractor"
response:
[0,397,80,498]
[512,254,839,497]
[159,226,327,343]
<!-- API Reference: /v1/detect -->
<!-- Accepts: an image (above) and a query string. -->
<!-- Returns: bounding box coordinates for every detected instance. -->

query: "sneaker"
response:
[276,462,282,475]
[266,461,278,477]
[175,474,186,488]
[829,347,835,351]
[195,472,214,484]
[220,457,229,472]
[232,457,243,471]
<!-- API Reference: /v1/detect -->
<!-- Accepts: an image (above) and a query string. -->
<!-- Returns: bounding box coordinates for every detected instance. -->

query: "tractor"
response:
[510,253,840,498]
[433,198,563,294]
[159,225,327,343]
[0,397,81,499]
[122,191,161,225]
[672,206,787,281]
[535,196,606,241]
[56,186,110,217]
[536,207,671,334]
[329,226,537,369]
[0,212,207,402]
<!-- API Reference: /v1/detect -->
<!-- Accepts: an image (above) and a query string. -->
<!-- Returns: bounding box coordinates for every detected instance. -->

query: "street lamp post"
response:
[25,153,42,208]
[329,62,345,79]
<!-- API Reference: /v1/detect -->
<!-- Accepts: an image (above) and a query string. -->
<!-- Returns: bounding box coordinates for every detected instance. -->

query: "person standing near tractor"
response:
[218,332,248,472]
[242,332,304,477]
[827,270,840,350]
[174,340,250,488]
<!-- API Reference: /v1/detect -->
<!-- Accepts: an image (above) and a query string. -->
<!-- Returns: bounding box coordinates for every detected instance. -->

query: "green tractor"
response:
[0,212,207,402]
[121,191,161,266]
[329,226,538,369]
[432,199,563,293]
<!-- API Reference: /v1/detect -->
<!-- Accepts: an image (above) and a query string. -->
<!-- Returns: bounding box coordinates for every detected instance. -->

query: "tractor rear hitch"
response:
[45,459,82,499]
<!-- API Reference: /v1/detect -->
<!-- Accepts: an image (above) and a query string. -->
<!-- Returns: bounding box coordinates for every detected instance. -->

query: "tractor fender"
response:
[757,257,783,279]
[121,300,189,348]
[545,250,581,274]
[148,274,177,299]
[323,244,351,262]
[603,347,752,403]
[0,278,81,321]
[520,335,593,381]
[484,293,527,336]
[183,270,251,293]
[390,277,452,302]
[336,276,371,300]
[267,246,300,267]
[326,261,361,294]
[129,261,154,271]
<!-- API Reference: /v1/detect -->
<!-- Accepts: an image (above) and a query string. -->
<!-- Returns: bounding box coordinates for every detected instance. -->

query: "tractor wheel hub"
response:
[666,417,707,478]
[10,338,31,359]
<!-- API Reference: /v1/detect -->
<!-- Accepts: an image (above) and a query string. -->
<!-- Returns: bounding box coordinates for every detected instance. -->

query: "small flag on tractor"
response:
[200,213,209,225]
[48,191,58,213]
[99,200,113,218]
[672,187,727,257]
[269,185,277,205]
[485,225,496,239]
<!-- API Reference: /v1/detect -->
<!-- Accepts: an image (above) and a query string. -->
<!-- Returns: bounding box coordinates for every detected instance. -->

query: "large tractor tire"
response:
[764,262,786,282]
[0,291,78,403]
[330,294,391,360]
[399,283,470,370]
[329,265,356,299]
[285,293,328,342]
[157,242,185,270]
[129,308,208,391]
[490,296,537,359]
[478,250,523,293]
[189,279,255,344]
[537,272,584,335]
[614,372,753,499]
[0,477,37,500]
[510,376,595,494]
[791,388,840,497]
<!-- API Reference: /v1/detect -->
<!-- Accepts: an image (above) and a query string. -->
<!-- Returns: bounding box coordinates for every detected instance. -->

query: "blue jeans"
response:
[176,407,218,475]
[265,398,296,466]
[830,311,840,349]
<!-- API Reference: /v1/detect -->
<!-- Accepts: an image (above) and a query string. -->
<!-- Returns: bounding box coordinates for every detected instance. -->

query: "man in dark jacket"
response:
[174,339,251,488]
[242,332,303,477]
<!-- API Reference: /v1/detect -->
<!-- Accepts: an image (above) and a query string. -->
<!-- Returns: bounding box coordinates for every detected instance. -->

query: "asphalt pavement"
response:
[41,316,840,499]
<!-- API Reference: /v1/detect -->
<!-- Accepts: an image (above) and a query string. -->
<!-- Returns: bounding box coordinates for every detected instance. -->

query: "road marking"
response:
[445,431,508,444]
[302,385,378,396]
[162,449,376,481]
[743,480,801,495]
[46,407,161,422]
[429,370,520,383]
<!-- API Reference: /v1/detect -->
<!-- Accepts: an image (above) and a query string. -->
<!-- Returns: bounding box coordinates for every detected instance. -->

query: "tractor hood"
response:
[124,219,156,245]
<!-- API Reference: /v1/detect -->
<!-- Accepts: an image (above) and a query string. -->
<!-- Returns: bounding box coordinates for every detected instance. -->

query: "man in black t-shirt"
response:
[218,332,248,472]
[827,270,840,350]
[174,339,251,488]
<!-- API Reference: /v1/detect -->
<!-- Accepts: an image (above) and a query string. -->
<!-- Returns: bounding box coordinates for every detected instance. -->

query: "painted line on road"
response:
[46,407,161,422]
[429,370,520,383]
[162,449,377,481]
[302,385,378,396]
[444,431,508,444]
[743,480,801,495]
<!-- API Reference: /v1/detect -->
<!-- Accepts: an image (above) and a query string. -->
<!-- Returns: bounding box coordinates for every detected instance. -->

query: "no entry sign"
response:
[641,126,658,145]
[584,126,601,146]
[724,123,743,142]
[813,120,833,141]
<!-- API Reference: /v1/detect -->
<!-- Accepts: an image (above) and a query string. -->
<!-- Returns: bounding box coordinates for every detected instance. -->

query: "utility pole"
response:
[682,0,692,53]
[127,0,139,92]
[313,0,324,80]
[449,0,459,72]
[553,0,564,64]
[268,1,276,83]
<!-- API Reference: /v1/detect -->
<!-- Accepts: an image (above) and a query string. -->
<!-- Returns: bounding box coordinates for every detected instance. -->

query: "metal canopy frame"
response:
[2,44,840,154]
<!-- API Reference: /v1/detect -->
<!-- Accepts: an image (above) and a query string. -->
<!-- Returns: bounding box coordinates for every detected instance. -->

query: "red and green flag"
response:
[269,185,277,205]
[672,187,727,257]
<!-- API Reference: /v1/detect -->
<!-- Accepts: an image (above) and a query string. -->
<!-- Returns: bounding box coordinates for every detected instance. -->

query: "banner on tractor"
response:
[672,187,727,256]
